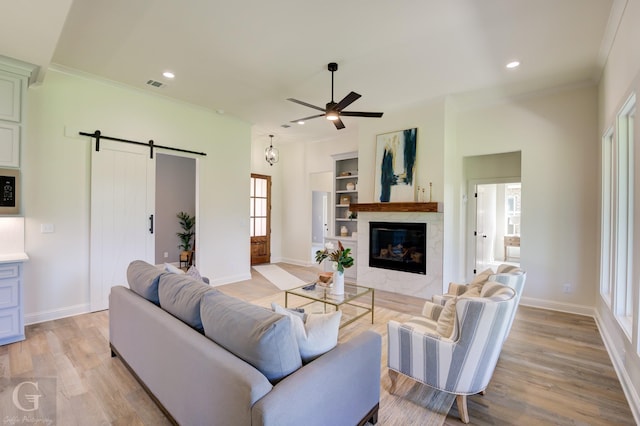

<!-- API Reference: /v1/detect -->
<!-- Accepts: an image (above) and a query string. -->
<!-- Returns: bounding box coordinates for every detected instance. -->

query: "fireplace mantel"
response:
[349,202,441,213]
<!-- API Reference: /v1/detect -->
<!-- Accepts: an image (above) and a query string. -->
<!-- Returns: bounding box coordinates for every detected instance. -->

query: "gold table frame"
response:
[285,282,375,328]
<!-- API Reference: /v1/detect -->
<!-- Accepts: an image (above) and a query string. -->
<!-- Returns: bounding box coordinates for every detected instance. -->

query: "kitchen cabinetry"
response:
[0,260,25,345]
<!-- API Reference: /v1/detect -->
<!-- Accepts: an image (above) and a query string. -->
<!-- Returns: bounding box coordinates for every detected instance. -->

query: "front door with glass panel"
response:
[250,174,271,265]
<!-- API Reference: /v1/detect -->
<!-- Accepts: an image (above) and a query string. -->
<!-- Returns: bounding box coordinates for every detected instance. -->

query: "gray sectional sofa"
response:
[109,260,381,426]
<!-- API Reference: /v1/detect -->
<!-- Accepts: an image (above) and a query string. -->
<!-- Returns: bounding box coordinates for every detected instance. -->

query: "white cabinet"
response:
[0,122,20,167]
[0,73,22,123]
[0,262,24,345]
[0,59,33,168]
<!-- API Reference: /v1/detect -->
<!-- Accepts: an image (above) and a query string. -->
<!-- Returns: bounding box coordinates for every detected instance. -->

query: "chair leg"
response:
[456,394,470,424]
[388,369,399,394]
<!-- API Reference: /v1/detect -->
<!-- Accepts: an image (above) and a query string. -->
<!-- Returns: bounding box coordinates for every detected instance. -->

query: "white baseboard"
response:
[208,272,252,287]
[594,311,640,425]
[519,296,595,317]
[25,303,91,326]
[278,257,314,267]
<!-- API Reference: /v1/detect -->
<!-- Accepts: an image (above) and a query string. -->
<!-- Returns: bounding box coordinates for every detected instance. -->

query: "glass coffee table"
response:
[285,282,375,328]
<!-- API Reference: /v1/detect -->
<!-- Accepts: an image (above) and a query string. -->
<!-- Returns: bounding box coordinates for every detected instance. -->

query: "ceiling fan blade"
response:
[340,111,384,118]
[290,113,325,123]
[333,118,346,130]
[287,98,325,112]
[335,91,361,111]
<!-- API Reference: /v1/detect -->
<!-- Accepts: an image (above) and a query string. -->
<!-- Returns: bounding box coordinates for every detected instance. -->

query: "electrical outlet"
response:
[40,223,55,233]
[562,283,572,294]
[163,252,169,258]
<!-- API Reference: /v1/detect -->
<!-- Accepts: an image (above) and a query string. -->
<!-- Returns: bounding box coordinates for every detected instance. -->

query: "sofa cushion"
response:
[127,260,166,304]
[158,273,216,331]
[272,303,341,363]
[201,292,302,383]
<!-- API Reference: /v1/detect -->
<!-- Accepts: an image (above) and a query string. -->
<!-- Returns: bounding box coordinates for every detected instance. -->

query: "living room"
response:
[0,0,639,424]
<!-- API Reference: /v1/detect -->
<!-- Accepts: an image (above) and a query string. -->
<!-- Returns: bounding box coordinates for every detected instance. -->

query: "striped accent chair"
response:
[387,283,517,424]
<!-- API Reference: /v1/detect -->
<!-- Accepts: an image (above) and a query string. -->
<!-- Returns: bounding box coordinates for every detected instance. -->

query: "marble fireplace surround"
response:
[356,211,443,300]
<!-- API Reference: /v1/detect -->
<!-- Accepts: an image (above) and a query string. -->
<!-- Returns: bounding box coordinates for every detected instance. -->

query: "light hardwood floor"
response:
[0,263,635,425]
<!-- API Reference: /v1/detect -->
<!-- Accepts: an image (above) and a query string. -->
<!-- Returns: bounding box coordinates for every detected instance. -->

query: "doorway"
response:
[250,174,272,265]
[310,171,333,261]
[155,154,196,265]
[469,180,521,275]
[311,191,330,260]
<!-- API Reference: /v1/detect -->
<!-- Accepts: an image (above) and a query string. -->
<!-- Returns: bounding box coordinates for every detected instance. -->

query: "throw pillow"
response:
[461,286,481,298]
[164,263,185,274]
[480,281,515,300]
[468,267,494,293]
[272,303,341,363]
[200,292,302,383]
[496,264,523,274]
[186,265,204,282]
[435,297,457,340]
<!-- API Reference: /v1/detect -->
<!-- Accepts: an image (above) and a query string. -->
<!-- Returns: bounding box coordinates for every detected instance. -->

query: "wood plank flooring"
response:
[0,263,635,425]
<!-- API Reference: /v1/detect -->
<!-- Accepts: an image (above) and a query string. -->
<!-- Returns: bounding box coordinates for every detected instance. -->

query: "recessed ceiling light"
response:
[506,61,520,69]
[162,71,175,79]
[297,121,305,125]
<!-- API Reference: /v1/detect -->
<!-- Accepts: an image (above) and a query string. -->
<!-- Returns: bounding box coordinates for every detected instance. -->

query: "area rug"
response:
[252,264,306,290]
[252,293,456,425]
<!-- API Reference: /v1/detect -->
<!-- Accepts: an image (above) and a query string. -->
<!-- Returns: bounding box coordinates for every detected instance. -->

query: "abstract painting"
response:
[374,128,417,202]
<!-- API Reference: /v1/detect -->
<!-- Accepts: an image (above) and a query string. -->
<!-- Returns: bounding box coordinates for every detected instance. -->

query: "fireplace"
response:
[369,222,426,274]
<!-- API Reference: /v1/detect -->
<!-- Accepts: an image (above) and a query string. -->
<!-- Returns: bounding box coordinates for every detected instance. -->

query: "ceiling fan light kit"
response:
[288,62,384,130]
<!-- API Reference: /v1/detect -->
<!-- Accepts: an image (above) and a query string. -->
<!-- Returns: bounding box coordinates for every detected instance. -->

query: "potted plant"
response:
[315,241,353,295]
[176,211,195,265]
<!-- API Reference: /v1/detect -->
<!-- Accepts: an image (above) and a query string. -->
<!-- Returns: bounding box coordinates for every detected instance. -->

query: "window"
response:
[250,176,268,237]
[614,94,635,337]
[505,183,521,235]
[600,127,614,306]
[601,93,635,340]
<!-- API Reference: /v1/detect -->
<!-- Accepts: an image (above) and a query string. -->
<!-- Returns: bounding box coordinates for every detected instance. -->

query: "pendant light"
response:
[265,134,279,166]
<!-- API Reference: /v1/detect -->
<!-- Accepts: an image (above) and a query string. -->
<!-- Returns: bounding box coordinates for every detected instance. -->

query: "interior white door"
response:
[474,184,496,273]
[90,140,155,311]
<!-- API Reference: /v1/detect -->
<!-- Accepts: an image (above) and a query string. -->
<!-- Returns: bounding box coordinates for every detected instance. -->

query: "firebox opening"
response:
[369,222,426,274]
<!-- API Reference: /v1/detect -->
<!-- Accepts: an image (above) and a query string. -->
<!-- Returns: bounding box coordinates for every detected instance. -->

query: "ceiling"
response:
[0,0,623,144]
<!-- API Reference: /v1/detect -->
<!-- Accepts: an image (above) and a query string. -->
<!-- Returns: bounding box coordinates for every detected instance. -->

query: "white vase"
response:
[332,271,345,295]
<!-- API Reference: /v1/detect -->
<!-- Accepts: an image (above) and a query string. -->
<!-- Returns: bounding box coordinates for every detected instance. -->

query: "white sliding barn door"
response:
[90,140,155,311]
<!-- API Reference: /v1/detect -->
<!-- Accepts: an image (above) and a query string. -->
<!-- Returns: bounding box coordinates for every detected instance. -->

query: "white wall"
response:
[356,100,449,289]
[23,68,251,322]
[597,0,640,420]
[456,86,599,313]
[268,132,358,266]
[250,134,283,262]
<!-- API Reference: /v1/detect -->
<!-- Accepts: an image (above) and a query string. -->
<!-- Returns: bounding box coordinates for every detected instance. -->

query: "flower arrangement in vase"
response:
[315,241,354,295]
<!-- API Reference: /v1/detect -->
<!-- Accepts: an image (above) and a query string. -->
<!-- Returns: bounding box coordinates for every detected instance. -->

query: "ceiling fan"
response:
[287,62,384,130]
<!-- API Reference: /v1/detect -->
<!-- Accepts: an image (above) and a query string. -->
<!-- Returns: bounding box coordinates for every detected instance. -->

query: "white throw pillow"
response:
[272,303,341,363]
[164,263,185,274]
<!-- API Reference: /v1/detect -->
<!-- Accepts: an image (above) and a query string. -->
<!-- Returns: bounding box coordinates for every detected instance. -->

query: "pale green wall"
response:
[596,0,640,419]
[23,68,251,323]
[456,85,599,310]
